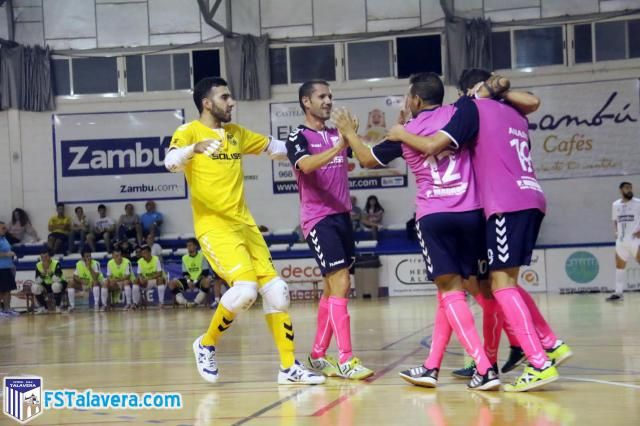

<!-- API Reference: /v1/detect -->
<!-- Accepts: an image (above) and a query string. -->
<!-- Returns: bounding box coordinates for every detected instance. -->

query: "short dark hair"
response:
[140,245,151,252]
[193,77,229,114]
[458,68,491,92]
[298,80,329,112]
[111,247,122,254]
[409,73,444,106]
[81,248,92,256]
[98,204,106,210]
[620,181,632,189]
[39,247,52,256]
[186,238,199,247]
[75,206,83,213]
[56,202,64,208]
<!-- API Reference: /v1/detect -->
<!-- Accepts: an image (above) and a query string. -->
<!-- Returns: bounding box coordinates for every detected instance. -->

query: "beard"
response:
[623,191,634,200]
[212,106,231,123]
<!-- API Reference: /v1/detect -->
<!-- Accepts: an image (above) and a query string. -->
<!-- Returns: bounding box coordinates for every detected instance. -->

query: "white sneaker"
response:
[67,306,75,313]
[55,307,62,314]
[278,360,326,385]
[192,334,219,383]
[99,306,106,312]
[35,307,47,315]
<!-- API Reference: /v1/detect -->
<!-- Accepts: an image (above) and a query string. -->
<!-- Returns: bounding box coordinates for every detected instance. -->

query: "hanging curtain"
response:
[224,34,271,101]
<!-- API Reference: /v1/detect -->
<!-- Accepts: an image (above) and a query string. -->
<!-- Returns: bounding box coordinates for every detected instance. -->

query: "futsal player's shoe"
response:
[452,359,476,378]
[192,334,219,383]
[501,346,526,373]
[337,357,374,380]
[606,293,623,302]
[503,363,559,392]
[34,306,47,315]
[308,354,340,377]
[545,340,573,367]
[399,366,439,388]
[467,366,501,391]
[278,360,326,385]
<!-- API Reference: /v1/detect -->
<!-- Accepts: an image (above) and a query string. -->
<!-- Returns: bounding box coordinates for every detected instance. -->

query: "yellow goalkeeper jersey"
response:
[169,120,269,236]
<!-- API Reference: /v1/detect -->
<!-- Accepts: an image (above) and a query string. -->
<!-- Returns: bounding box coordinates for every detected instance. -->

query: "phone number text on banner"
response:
[53,109,187,203]
[270,96,408,194]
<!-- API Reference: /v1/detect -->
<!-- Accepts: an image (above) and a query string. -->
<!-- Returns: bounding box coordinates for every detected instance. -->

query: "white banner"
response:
[382,254,437,297]
[518,249,547,293]
[269,96,408,193]
[545,247,616,294]
[528,79,640,179]
[53,110,187,203]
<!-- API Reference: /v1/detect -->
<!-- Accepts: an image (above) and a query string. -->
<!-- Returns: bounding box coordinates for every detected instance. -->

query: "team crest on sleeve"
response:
[3,376,43,424]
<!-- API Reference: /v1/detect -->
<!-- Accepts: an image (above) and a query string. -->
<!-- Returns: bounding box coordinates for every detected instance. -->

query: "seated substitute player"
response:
[106,247,136,310]
[32,248,67,314]
[136,245,167,307]
[169,238,212,307]
[70,249,107,312]
[287,80,373,380]
[164,76,324,385]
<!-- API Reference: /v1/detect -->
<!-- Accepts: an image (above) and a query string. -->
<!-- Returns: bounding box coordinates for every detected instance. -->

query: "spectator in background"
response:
[0,221,18,316]
[146,233,163,262]
[88,204,116,253]
[362,195,384,240]
[350,196,362,231]
[116,239,135,260]
[140,201,163,238]
[69,206,90,254]
[47,203,71,255]
[118,203,143,245]
[7,208,39,245]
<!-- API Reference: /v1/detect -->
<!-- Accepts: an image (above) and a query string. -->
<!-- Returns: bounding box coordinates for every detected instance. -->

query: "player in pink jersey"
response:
[382,70,573,392]
[286,80,374,380]
[334,72,500,391]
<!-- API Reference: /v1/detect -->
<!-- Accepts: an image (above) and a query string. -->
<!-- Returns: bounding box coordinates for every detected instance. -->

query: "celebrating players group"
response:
[164,69,573,392]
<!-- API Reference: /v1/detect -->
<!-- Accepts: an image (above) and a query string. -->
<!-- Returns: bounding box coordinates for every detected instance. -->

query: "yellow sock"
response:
[201,304,235,347]
[265,312,296,368]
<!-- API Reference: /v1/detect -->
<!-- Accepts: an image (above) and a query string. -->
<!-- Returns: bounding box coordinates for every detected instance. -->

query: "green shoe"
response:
[546,341,573,367]
[338,357,374,380]
[504,364,559,392]
[308,354,340,377]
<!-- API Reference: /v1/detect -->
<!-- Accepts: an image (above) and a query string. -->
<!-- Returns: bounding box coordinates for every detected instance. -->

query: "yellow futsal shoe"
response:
[308,354,340,377]
[338,357,374,380]
[546,340,573,367]
[504,364,559,392]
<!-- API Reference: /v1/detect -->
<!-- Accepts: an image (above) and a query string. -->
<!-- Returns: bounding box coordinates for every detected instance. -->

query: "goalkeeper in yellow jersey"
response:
[164,77,324,385]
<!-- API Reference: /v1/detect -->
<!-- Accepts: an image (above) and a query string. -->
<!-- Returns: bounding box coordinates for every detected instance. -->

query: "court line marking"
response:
[562,377,640,389]
[230,388,312,426]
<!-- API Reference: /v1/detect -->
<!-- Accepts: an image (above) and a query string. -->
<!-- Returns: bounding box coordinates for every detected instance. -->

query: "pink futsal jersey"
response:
[372,105,481,221]
[472,98,546,217]
[286,125,351,237]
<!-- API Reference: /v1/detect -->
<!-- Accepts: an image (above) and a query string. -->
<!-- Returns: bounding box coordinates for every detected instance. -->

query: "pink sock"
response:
[328,296,353,364]
[441,291,493,375]
[311,297,333,359]
[474,293,502,365]
[493,287,549,369]
[424,293,452,370]
[499,305,520,347]
[517,286,557,349]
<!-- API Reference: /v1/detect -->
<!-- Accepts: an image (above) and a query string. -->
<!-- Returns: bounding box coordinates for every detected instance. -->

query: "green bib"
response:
[137,256,160,278]
[36,259,59,285]
[108,258,133,280]
[182,252,204,281]
[75,259,103,282]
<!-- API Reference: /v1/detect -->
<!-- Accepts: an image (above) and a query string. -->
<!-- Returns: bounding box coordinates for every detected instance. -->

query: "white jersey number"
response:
[510,138,533,173]
[425,151,461,185]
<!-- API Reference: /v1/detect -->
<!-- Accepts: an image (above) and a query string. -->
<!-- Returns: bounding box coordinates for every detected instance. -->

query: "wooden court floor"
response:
[1,293,639,425]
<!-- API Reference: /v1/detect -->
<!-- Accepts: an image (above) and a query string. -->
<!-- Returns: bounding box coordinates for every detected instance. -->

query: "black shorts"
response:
[0,268,17,292]
[43,281,68,293]
[486,209,544,270]
[177,277,208,289]
[306,213,355,276]
[416,210,485,281]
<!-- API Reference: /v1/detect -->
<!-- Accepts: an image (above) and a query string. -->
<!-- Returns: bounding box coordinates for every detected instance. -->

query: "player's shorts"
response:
[486,208,544,271]
[416,209,485,280]
[475,229,490,282]
[43,282,68,293]
[616,239,640,262]
[305,213,355,276]
[198,221,276,285]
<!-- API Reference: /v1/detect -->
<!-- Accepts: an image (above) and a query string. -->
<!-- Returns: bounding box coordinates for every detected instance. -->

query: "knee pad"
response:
[51,282,63,293]
[220,281,258,313]
[31,284,44,295]
[259,277,290,314]
[175,293,187,305]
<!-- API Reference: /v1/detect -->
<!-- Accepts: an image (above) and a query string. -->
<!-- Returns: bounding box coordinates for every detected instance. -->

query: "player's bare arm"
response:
[295,137,346,174]
[385,124,452,156]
